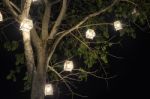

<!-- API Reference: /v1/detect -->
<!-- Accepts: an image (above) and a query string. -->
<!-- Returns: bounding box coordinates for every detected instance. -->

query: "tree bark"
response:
[31,46,47,99]
[31,70,46,99]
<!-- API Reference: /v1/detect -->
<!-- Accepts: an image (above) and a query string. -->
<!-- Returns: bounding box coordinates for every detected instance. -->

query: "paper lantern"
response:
[64,60,74,72]
[113,20,123,31]
[0,11,3,22]
[45,84,53,96]
[85,29,96,40]
[20,18,33,32]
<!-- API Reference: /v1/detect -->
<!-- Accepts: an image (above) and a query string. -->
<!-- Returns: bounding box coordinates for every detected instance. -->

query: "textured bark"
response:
[31,70,46,99]
[22,32,35,76]
[31,46,47,99]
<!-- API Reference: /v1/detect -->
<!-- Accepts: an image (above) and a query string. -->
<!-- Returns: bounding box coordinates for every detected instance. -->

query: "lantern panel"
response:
[20,18,33,32]
[64,60,74,72]
[0,11,3,22]
[114,20,123,31]
[45,84,53,96]
[85,29,96,40]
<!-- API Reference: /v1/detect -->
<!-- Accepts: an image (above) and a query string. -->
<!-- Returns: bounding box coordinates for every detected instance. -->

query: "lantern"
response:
[85,29,96,40]
[20,18,33,32]
[45,84,53,96]
[113,20,123,31]
[64,60,74,72]
[0,11,3,22]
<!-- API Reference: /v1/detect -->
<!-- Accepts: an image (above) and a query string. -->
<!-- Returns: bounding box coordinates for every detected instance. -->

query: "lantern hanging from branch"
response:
[113,20,123,31]
[20,18,33,32]
[45,84,53,96]
[0,11,3,22]
[85,29,96,40]
[64,60,74,72]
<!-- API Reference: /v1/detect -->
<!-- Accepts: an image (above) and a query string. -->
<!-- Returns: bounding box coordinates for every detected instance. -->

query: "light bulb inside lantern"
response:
[114,20,123,31]
[45,84,53,96]
[85,29,96,40]
[64,60,74,72]
[20,18,33,32]
[0,11,3,22]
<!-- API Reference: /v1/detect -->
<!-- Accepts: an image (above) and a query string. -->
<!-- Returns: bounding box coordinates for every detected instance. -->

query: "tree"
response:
[0,0,149,99]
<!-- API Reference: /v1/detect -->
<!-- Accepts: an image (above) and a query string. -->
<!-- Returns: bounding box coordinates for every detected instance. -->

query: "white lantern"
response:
[64,60,74,72]
[85,29,96,40]
[114,20,123,31]
[20,18,33,32]
[0,11,3,22]
[45,84,53,96]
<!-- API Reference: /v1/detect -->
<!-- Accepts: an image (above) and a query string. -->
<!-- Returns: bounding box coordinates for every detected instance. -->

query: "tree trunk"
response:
[31,71,46,99]
[31,47,47,99]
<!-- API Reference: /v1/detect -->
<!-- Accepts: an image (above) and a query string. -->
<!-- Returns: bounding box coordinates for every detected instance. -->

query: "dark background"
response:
[0,24,150,99]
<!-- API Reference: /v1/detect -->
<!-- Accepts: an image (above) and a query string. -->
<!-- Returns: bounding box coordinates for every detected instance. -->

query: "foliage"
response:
[0,0,150,98]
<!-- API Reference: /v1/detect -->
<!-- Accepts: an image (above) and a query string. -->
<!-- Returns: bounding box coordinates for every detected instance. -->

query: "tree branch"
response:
[48,66,73,94]
[48,0,67,39]
[51,0,61,6]
[3,0,19,20]
[47,0,119,65]
[43,0,48,4]
[22,32,36,75]
[120,0,137,6]
[20,0,32,20]
[41,4,51,41]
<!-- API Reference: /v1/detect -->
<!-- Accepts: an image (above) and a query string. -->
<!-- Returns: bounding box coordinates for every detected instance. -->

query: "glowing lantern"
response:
[0,11,3,22]
[114,20,123,31]
[85,29,96,40]
[45,84,53,96]
[20,18,33,32]
[64,60,74,72]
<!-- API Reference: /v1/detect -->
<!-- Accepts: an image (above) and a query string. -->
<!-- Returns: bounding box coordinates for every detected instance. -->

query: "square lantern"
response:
[64,60,74,72]
[45,84,53,96]
[113,20,123,31]
[0,11,3,22]
[20,18,33,32]
[85,29,96,40]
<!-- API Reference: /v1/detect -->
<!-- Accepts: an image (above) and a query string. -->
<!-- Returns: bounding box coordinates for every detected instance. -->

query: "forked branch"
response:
[48,0,67,39]
[47,0,119,65]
